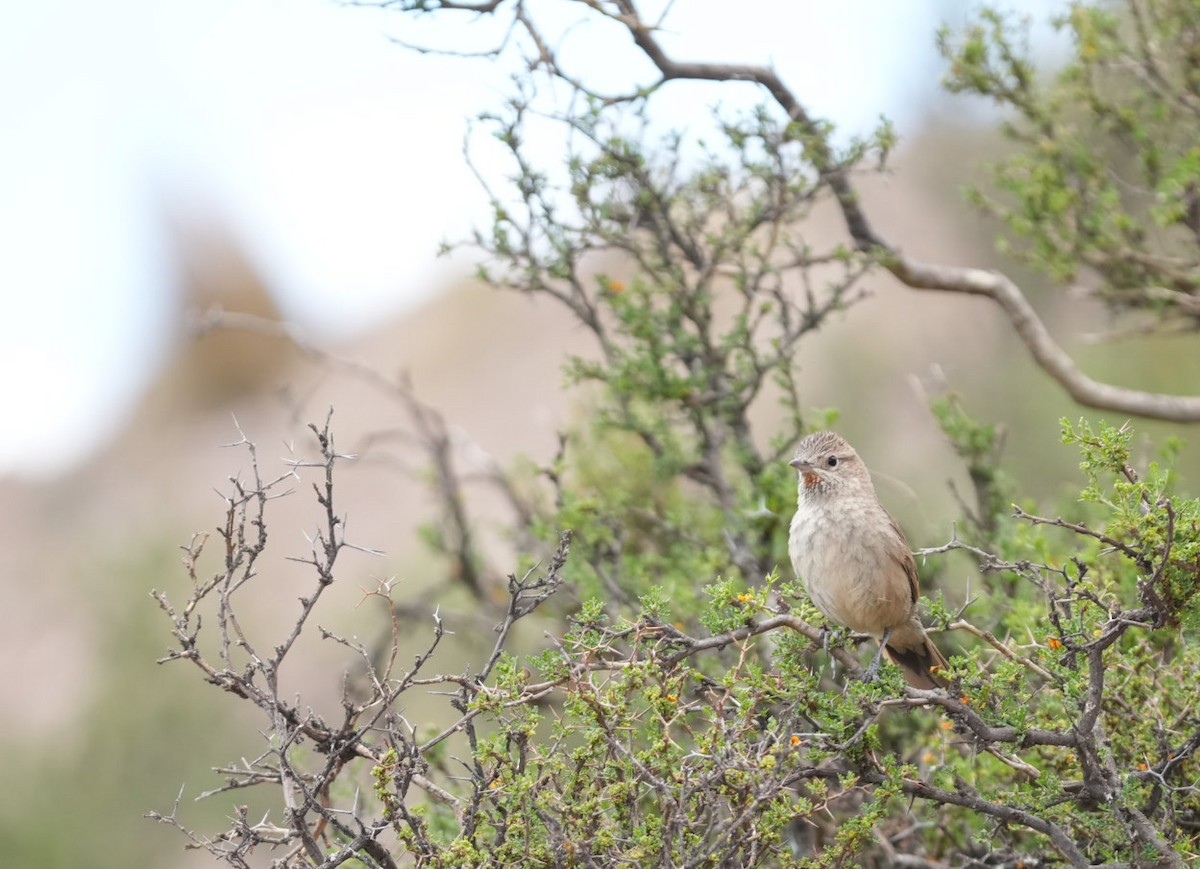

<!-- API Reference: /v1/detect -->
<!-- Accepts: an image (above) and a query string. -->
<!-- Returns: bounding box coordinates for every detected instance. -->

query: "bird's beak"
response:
[789,458,810,471]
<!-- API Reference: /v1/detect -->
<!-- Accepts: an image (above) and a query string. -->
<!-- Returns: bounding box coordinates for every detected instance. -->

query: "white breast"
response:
[788,494,911,636]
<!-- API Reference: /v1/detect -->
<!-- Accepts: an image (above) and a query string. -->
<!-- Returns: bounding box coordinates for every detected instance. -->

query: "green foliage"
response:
[543,425,732,616]
[1062,418,1200,626]
[367,586,935,868]
[940,1,1200,324]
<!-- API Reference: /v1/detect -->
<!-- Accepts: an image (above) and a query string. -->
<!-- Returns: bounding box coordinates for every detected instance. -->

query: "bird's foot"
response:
[861,652,884,683]
[861,629,891,683]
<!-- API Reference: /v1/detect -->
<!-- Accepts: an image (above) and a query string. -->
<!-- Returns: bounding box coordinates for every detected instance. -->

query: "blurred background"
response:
[3,1,1197,866]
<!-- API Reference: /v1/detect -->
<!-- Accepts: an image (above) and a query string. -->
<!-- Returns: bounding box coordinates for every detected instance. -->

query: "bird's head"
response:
[789,430,866,497]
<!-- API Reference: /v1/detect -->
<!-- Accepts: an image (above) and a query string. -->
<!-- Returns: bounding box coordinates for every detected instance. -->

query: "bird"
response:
[787,430,948,689]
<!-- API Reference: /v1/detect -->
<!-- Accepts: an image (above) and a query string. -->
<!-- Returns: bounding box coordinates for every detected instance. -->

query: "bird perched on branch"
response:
[788,430,948,689]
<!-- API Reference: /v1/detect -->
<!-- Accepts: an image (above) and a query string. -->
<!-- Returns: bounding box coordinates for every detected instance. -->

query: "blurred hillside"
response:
[2,113,1198,867]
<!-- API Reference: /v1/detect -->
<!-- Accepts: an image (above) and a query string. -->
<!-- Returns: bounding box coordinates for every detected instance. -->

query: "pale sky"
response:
[0,0,1057,477]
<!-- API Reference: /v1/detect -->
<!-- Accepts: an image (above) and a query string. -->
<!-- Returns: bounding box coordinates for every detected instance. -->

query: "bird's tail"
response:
[884,621,950,690]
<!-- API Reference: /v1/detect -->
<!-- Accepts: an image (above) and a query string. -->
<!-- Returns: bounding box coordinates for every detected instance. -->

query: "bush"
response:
[150,2,1200,866]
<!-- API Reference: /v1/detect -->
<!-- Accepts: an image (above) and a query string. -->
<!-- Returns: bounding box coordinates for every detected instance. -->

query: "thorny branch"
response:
[150,411,1200,867]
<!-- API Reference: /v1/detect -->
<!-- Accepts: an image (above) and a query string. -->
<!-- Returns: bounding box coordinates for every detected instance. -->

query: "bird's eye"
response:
[826,455,838,468]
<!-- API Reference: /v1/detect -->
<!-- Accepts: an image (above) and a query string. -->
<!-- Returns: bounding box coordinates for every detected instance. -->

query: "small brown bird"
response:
[788,431,948,689]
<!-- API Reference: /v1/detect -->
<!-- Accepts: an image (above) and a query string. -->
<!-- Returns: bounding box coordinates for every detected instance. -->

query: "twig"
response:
[948,619,1055,681]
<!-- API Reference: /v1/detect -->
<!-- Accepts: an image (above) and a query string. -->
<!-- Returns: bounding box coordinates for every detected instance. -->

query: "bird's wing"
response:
[886,512,920,605]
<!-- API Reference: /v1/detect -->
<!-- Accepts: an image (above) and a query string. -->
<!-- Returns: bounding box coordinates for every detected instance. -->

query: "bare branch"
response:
[889,257,1200,422]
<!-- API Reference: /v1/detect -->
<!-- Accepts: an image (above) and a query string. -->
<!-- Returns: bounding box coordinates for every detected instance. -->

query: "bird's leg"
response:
[862,627,891,682]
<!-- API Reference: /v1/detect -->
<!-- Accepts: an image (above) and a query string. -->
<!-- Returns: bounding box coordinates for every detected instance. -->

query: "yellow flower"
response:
[1047,637,1062,650]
